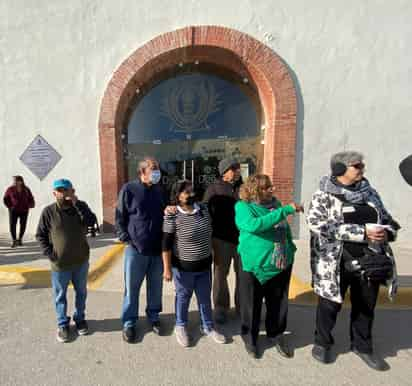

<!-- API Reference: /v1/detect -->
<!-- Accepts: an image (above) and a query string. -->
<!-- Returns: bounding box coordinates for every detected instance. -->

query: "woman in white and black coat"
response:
[307,151,400,371]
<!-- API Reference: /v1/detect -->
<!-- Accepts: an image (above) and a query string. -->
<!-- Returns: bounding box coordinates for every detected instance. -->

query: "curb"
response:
[88,243,125,289]
[1,247,411,309]
[0,243,125,289]
[288,274,412,309]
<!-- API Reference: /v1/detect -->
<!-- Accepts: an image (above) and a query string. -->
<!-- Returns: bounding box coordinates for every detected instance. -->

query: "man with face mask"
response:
[116,157,167,343]
[36,179,95,342]
[203,158,242,324]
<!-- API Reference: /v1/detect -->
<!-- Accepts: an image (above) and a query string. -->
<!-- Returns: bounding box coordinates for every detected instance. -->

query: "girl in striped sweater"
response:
[162,180,226,347]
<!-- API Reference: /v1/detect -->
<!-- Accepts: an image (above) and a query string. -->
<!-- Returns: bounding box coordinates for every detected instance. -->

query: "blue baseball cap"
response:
[53,179,73,190]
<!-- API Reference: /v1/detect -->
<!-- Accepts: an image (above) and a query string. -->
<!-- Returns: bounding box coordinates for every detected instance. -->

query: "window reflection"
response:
[125,72,264,197]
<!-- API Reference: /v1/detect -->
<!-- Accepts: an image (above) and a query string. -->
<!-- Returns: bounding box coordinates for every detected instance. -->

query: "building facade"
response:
[1,1,411,240]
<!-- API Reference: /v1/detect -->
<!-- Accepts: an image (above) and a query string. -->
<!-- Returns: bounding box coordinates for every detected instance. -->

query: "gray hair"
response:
[330,151,364,168]
[137,156,158,175]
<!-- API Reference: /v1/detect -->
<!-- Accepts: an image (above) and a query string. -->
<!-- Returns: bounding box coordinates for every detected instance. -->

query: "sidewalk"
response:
[0,233,123,289]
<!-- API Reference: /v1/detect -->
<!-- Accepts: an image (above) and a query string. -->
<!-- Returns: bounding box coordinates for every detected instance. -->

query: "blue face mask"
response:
[150,170,161,184]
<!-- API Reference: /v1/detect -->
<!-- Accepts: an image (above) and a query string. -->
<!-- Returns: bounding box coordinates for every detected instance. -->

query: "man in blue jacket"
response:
[116,157,167,343]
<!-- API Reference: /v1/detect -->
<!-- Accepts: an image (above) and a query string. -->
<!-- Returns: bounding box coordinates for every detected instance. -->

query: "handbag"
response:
[343,247,393,282]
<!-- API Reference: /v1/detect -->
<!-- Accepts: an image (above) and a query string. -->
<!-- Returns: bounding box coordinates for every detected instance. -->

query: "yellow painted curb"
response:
[88,243,125,289]
[0,243,125,289]
[288,274,412,309]
[0,266,50,286]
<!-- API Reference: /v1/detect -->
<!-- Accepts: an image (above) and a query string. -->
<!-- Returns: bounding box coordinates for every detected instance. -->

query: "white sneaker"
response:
[201,327,227,344]
[174,326,190,347]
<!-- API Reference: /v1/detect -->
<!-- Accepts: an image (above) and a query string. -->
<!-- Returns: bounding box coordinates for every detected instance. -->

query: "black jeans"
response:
[9,210,29,241]
[315,265,380,353]
[239,260,292,346]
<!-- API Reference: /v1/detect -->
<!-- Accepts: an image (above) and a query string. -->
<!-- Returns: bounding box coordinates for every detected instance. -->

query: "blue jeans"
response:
[172,268,214,330]
[51,261,89,328]
[122,245,163,328]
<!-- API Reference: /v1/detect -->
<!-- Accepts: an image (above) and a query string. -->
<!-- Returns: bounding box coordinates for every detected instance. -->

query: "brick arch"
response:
[98,26,297,229]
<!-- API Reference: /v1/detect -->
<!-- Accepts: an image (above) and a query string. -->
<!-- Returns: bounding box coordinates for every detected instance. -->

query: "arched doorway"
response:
[98,26,297,230]
[125,67,263,200]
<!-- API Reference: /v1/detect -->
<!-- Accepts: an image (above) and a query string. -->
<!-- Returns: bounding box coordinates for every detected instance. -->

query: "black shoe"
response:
[75,320,89,335]
[351,348,389,371]
[151,321,162,336]
[245,344,259,359]
[242,334,258,359]
[11,240,18,248]
[269,334,294,358]
[17,239,23,246]
[56,325,70,343]
[312,344,333,364]
[245,342,258,358]
[122,326,137,343]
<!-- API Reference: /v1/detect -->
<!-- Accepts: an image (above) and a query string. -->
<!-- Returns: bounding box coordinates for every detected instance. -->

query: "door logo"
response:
[161,79,222,133]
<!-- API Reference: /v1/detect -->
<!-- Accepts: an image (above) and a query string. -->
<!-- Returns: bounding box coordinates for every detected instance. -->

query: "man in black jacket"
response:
[203,158,241,324]
[116,157,167,343]
[36,179,95,343]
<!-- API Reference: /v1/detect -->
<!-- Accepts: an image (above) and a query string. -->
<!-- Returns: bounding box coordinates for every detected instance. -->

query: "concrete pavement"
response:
[0,234,123,289]
[1,286,412,386]
[1,234,412,385]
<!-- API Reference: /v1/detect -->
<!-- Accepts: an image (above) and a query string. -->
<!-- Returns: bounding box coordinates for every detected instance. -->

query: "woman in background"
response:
[3,175,35,247]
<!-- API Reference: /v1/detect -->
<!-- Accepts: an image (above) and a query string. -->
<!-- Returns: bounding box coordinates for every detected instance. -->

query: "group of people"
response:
[22,150,400,372]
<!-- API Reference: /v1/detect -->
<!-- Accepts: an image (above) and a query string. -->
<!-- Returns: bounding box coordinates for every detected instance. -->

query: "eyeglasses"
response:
[351,163,365,170]
[262,186,274,192]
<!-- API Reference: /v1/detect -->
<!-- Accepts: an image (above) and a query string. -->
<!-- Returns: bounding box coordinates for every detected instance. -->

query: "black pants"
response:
[9,210,29,241]
[239,261,292,346]
[315,265,380,354]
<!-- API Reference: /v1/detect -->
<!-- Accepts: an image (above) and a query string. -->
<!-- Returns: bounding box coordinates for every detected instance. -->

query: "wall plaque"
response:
[19,135,62,180]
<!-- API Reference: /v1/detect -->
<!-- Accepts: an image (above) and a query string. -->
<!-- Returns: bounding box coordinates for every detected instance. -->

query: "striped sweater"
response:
[162,204,212,271]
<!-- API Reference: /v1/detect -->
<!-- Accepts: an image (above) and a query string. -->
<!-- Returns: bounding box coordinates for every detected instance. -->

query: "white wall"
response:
[1,0,411,241]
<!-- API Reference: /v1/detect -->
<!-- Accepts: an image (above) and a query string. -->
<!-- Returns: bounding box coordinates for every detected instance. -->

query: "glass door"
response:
[125,71,264,201]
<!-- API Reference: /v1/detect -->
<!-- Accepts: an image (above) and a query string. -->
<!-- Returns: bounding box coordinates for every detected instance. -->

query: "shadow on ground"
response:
[86,304,412,361]
[0,234,117,266]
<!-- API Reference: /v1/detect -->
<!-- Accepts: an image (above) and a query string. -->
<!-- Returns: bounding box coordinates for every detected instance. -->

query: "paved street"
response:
[1,235,412,385]
[1,286,412,386]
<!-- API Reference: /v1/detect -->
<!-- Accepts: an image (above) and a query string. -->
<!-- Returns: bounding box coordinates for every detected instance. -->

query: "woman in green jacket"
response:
[235,174,303,358]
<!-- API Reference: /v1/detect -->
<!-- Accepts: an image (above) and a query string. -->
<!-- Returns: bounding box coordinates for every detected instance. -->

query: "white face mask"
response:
[150,170,161,184]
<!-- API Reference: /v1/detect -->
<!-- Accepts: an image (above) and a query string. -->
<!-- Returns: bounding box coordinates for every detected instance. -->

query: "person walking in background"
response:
[307,151,400,371]
[3,175,35,248]
[36,179,95,343]
[203,158,241,324]
[235,174,303,358]
[116,157,167,343]
[162,180,226,348]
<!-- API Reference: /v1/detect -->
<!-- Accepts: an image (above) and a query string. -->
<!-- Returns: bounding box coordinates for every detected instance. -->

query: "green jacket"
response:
[235,200,296,284]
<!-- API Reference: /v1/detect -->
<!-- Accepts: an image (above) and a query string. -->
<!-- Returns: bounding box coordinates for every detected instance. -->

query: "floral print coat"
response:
[306,189,398,304]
